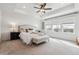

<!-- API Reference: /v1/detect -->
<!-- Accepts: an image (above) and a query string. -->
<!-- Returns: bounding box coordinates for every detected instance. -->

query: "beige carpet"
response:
[0,38,79,55]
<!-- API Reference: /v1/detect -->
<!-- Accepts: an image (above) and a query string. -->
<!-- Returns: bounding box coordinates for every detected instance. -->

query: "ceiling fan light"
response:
[41,9,44,12]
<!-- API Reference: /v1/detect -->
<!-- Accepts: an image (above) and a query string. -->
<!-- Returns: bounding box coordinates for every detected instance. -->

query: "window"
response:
[52,25,61,32]
[62,23,75,33]
[44,22,75,34]
[45,24,52,31]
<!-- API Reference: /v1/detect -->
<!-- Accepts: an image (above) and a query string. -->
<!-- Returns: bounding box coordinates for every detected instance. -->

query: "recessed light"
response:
[23,6,26,8]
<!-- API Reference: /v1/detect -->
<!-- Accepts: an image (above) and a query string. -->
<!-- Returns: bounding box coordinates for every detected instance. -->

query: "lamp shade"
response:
[9,22,18,32]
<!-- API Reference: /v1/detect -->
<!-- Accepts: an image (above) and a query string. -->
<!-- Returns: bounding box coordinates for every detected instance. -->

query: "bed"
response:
[18,25,49,45]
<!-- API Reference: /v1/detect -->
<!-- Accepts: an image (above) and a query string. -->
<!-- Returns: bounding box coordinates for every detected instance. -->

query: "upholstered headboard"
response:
[18,25,37,32]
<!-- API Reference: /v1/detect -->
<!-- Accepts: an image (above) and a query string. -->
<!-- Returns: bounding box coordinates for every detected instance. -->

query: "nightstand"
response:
[10,32,20,40]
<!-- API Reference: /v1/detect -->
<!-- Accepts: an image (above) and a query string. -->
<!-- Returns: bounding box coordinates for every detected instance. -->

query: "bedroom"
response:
[0,3,79,55]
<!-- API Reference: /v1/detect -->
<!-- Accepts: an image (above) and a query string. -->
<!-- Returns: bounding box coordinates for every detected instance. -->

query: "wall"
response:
[0,10,1,42]
[75,13,79,37]
[1,11,42,40]
[75,4,79,37]
[44,13,79,42]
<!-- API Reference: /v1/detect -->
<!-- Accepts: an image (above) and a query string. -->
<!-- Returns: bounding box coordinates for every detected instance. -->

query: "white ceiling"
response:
[0,3,71,18]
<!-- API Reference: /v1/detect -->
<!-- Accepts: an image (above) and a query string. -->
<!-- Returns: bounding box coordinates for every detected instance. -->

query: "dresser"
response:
[10,32,20,40]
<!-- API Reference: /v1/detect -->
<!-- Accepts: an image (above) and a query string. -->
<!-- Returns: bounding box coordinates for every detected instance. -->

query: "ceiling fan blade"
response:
[34,7,40,9]
[40,3,46,9]
[43,3,46,7]
[44,8,52,10]
[36,10,40,13]
[34,3,52,13]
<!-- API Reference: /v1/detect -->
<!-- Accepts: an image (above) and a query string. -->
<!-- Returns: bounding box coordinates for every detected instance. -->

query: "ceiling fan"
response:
[34,3,52,13]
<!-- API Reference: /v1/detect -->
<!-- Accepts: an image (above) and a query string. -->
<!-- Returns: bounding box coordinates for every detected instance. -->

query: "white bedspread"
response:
[19,32,49,44]
[19,32,32,45]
